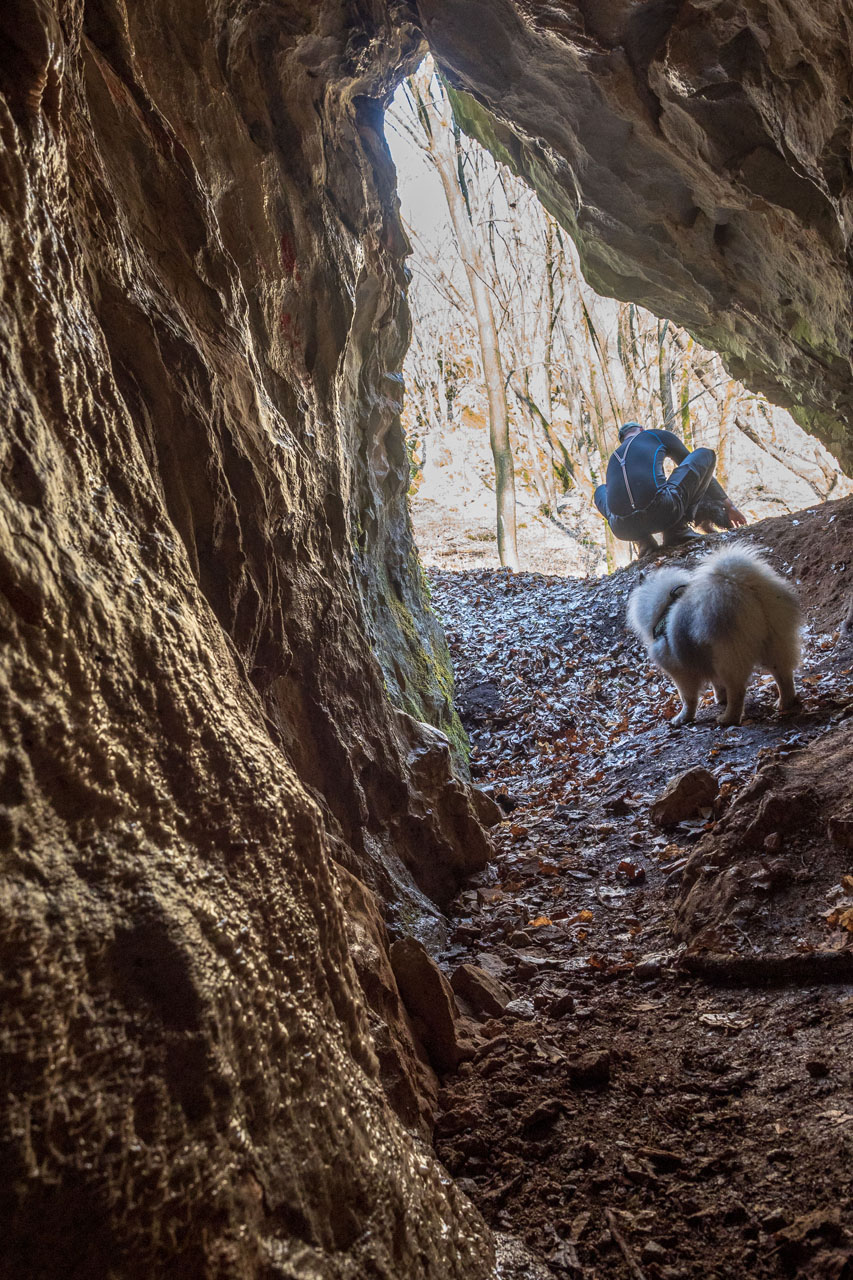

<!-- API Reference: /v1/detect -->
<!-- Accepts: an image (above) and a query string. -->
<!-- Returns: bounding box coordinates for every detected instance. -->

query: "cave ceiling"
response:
[413,0,853,468]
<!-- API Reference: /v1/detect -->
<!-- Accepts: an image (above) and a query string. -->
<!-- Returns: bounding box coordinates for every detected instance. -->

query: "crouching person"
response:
[594,421,746,557]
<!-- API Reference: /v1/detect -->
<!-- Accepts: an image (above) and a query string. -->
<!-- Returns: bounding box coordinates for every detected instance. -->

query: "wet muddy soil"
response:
[429,498,853,1279]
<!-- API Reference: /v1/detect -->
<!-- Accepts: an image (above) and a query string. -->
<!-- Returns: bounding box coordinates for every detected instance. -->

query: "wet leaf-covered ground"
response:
[428,498,853,1279]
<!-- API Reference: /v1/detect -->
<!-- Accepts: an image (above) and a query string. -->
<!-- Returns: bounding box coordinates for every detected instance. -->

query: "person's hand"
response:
[725,500,747,528]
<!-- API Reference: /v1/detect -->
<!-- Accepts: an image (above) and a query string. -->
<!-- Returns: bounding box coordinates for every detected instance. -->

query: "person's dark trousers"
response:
[595,447,716,542]
[665,447,716,524]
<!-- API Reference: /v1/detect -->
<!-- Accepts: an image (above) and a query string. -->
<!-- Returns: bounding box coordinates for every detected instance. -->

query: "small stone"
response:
[549,991,576,1018]
[508,930,533,947]
[521,1099,563,1134]
[763,831,783,852]
[503,998,536,1020]
[470,786,503,826]
[641,1241,668,1263]
[477,886,505,906]
[452,923,481,943]
[634,958,661,981]
[650,767,718,827]
[477,951,512,980]
[567,1049,611,1088]
[451,963,513,1018]
[389,936,466,1073]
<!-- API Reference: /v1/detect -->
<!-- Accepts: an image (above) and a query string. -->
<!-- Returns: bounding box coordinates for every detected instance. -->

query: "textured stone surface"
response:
[0,2,493,1275]
[418,0,853,467]
[451,962,514,1018]
[390,935,479,1071]
[650,766,719,827]
[337,865,439,1139]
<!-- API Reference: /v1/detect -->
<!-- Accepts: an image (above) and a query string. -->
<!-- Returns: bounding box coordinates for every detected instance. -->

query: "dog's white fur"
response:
[627,546,802,726]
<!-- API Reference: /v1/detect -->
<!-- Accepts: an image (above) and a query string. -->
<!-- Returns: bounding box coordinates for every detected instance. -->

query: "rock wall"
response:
[4,0,853,1274]
[0,1,494,1274]
[417,0,853,468]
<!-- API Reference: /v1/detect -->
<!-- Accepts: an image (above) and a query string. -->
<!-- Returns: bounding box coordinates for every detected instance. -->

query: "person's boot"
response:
[634,535,659,558]
[661,521,704,547]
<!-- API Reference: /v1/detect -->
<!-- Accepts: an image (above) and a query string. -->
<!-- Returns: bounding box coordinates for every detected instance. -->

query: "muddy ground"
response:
[428,497,853,1279]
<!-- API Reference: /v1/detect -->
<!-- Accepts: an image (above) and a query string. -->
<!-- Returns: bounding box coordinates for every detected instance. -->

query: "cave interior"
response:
[0,1,852,1276]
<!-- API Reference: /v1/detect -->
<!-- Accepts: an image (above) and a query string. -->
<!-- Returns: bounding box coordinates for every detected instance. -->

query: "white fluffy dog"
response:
[627,546,802,726]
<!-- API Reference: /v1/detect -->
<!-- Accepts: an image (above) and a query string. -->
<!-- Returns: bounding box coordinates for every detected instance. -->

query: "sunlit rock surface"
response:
[0,1,492,1274]
[418,0,853,467]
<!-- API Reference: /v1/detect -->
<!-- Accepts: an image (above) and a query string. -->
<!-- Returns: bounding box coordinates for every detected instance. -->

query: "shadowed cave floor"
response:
[423,497,853,1279]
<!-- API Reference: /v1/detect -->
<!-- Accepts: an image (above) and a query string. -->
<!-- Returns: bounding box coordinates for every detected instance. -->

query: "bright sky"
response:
[385,79,454,245]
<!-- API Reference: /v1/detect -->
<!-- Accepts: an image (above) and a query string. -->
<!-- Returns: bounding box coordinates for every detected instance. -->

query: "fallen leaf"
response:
[817,1110,853,1127]
[825,905,853,932]
[528,915,553,928]
[659,843,683,861]
[699,1012,753,1031]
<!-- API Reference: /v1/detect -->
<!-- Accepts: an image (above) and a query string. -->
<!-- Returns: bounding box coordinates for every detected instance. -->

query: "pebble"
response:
[567,1049,611,1088]
[503,998,536,1020]
[549,991,576,1018]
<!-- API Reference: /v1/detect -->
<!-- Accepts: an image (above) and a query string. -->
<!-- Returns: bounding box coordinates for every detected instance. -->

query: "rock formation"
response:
[0,2,492,1274]
[419,0,853,468]
[2,0,853,1275]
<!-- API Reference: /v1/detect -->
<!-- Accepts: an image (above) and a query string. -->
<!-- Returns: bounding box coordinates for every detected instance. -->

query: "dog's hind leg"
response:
[713,683,727,706]
[716,678,746,726]
[671,675,702,726]
[771,668,799,712]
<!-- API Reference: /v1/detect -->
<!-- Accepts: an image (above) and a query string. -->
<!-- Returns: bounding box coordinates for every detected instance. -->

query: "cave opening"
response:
[383,60,853,582]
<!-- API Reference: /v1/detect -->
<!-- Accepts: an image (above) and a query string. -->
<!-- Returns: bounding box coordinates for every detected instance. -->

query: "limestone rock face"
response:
[418,0,853,467]
[0,2,493,1275]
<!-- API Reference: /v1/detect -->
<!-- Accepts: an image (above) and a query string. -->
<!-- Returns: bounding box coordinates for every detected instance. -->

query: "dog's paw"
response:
[775,694,802,714]
[671,709,692,727]
[716,712,742,727]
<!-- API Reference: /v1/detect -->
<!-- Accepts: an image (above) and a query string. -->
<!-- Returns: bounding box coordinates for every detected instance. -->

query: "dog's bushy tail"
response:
[697,545,794,594]
[695,545,802,666]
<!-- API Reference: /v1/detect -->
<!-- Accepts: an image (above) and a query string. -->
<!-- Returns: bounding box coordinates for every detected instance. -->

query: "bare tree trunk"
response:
[716,379,736,490]
[657,319,675,429]
[409,70,520,570]
[679,337,694,447]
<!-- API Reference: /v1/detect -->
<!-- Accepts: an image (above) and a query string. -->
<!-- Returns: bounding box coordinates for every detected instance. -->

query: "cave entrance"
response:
[384,59,853,579]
